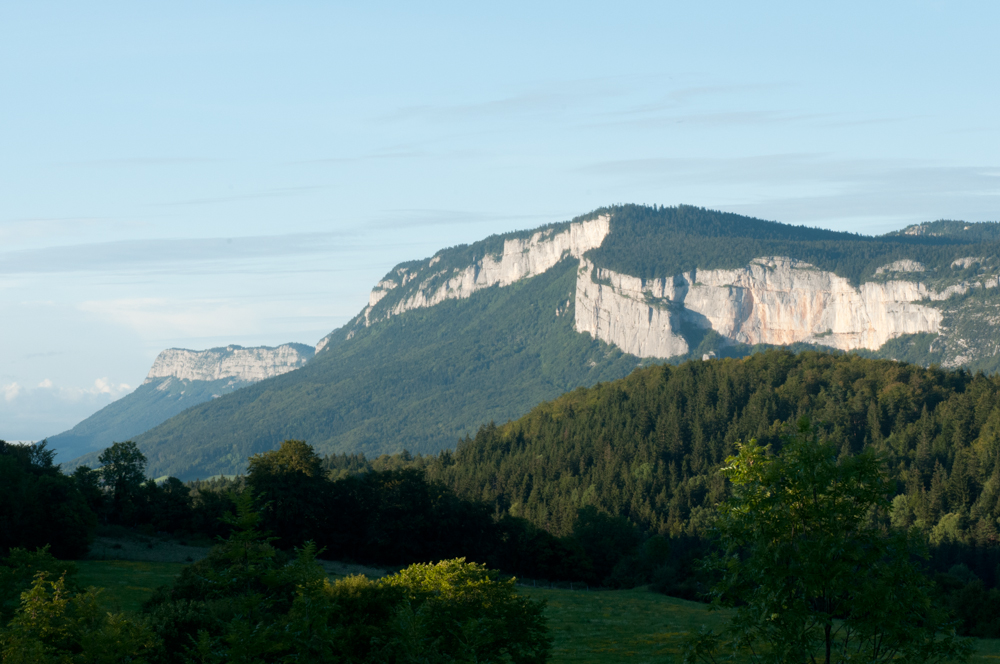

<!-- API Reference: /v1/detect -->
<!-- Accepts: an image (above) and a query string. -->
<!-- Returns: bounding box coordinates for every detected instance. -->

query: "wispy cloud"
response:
[290,149,425,165]
[2,383,22,402]
[576,154,1000,194]
[157,185,325,207]
[0,216,146,248]
[78,298,265,339]
[0,231,363,275]
[379,76,627,123]
[2,378,130,402]
[59,157,226,168]
[364,208,552,231]
[76,296,329,341]
[0,379,133,442]
[589,109,831,131]
[575,154,1000,230]
[589,82,792,120]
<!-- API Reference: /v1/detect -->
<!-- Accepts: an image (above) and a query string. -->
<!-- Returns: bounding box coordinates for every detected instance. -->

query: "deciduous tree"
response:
[684,420,973,664]
[98,441,147,524]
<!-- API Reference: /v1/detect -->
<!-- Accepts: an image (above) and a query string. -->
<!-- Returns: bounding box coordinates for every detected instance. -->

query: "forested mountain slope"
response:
[346,351,1000,554]
[48,344,313,462]
[102,261,643,479]
[77,205,1000,479]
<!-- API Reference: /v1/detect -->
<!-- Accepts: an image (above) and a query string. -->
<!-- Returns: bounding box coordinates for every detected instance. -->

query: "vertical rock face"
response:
[144,344,315,384]
[575,257,956,358]
[683,258,944,351]
[343,211,998,362]
[363,216,610,325]
[574,260,690,358]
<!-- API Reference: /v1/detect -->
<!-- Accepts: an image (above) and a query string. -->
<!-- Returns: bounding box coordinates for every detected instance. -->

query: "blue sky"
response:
[2,1,999,440]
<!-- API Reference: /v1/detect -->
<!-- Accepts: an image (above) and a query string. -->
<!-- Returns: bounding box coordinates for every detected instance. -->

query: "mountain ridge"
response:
[63,204,1000,478]
[48,343,314,461]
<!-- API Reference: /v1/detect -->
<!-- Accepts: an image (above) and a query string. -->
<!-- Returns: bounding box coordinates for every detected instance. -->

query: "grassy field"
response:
[520,586,1000,663]
[76,560,187,613]
[521,586,720,663]
[74,559,1000,663]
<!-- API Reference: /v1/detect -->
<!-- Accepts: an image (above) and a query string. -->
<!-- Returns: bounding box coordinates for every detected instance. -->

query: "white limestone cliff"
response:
[574,257,996,359]
[144,344,314,384]
[323,213,997,363]
[573,261,690,358]
[361,216,610,326]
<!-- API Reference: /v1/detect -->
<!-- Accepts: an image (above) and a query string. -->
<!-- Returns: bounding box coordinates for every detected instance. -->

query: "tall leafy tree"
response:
[684,420,973,664]
[247,440,330,548]
[98,441,147,524]
[0,441,94,558]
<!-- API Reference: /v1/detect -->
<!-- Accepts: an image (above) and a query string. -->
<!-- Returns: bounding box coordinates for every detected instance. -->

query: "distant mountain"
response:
[49,343,313,462]
[72,204,1000,479]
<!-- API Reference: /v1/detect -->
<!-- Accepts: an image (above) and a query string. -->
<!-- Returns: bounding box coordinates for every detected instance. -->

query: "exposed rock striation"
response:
[364,216,610,325]
[575,257,999,359]
[145,344,314,384]
[340,211,1000,363]
[574,260,691,358]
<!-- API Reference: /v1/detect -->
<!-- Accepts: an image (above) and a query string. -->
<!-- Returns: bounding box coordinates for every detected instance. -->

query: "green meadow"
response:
[76,560,187,614]
[71,560,1000,663]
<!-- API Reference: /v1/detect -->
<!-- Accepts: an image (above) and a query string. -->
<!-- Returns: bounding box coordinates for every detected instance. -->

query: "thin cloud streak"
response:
[364,208,557,231]
[290,149,425,165]
[378,76,627,123]
[58,157,227,168]
[0,231,368,275]
[592,82,793,120]
[574,154,1000,231]
[156,185,325,207]
[576,154,1000,192]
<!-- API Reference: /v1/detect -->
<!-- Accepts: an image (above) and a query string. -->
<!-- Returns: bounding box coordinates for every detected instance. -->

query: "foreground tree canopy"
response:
[684,420,973,664]
[0,496,551,664]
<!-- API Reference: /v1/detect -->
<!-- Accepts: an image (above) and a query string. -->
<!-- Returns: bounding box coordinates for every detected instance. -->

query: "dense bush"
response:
[0,562,156,662]
[143,493,550,664]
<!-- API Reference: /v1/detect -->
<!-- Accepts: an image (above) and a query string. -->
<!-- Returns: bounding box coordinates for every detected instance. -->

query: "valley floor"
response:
[74,556,1000,663]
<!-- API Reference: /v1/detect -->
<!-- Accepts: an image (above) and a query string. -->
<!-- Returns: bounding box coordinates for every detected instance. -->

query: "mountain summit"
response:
[48,343,314,462]
[67,205,1000,478]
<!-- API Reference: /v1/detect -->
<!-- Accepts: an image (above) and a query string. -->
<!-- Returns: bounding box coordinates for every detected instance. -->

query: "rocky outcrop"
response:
[574,257,984,358]
[875,259,926,274]
[363,216,610,326]
[952,257,985,269]
[574,261,690,358]
[144,344,314,384]
[329,213,999,363]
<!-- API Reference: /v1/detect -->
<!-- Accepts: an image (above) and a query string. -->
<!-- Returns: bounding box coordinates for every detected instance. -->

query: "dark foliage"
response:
[143,495,551,664]
[0,441,95,559]
[321,350,1000,617]
[590,204,1000,284]
[249,442,589,581]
